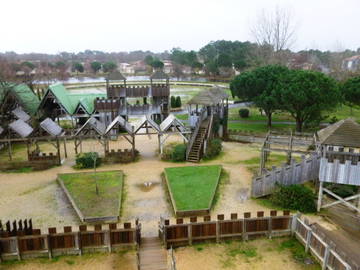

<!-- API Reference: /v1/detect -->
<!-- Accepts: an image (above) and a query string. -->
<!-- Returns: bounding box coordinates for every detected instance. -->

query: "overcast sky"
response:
[1,0,359,54]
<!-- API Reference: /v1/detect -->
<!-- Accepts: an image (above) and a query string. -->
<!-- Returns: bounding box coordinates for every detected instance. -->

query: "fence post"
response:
[15,236,21,261]
[106,230,111,253]
[188,224,192,245]
[305,228,312,253]
[268,216,272,239]
[46,234,52,259]
[77,231,82,256]
[216,220,220,243]
[291,214,298,236]
[322,244,330,270]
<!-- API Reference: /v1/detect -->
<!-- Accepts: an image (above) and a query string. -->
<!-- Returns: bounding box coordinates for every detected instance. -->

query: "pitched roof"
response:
[105,115,134,135]
[12,107,31,122]
[150,70,169,80]
[317,118,360,147]
[45,83,106,115]
[188,87,229,105]
[160,114,185,132]
[0,83,40,116]
[106,71,126,81]
[75,117,106,136]
[40,118,64,136]
[9,119,33,138]
[133,115,160,134]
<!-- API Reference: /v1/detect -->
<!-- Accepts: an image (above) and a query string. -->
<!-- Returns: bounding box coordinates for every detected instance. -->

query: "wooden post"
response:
[317,181,323,212]
[322,245,330,270]
[268,216,272,239]
[63,137,67,159]
[106,230,111,252]
[188,224,192,245]
[216,220,220,243]
[47,234,52,259]
[305,228,312,253]
[15,236,21,261]
[56,137,61,165]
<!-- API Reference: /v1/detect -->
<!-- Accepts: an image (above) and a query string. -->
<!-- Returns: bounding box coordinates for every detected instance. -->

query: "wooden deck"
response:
[139,237,168,270]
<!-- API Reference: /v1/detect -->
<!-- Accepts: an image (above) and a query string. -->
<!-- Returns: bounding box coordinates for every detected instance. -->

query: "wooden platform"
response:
[139,237,168,270]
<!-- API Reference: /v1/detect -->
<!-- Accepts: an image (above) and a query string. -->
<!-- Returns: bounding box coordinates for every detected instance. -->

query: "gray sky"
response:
[1,0,359,54]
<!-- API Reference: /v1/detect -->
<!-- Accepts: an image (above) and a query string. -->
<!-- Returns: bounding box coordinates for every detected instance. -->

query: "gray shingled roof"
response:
[12,107,31,122]
[9,119,33,138]
[105,115,134,135]
[150,70,169,80]
[188,87,229,105]
[106,71,126,81]
[40,118,64,136]
[75,117,106,136]
[317,118,360,147]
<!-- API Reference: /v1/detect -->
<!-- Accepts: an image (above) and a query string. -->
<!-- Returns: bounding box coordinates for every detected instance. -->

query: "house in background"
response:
[342,55,360,72]
[163,60,174,74]
[119,63,135,74]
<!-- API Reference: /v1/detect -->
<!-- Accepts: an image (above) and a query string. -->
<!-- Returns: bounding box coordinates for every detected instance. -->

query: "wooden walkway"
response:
[139,237,168,270]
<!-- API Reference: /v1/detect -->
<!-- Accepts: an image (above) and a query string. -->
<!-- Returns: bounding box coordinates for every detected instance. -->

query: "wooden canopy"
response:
[317,118,360,148]
[106,71,126,81]
[188,87,228,106]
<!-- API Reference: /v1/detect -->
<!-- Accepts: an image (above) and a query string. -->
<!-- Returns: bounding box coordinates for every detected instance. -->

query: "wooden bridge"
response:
[138,237,168,270]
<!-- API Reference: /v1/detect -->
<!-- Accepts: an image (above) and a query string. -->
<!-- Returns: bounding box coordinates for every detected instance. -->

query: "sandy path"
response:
[174,238,317,270]
[0,135,267,235]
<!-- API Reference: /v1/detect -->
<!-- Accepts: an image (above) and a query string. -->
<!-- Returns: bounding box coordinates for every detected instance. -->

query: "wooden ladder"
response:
[187,126,207,163]
[139,237,168,270]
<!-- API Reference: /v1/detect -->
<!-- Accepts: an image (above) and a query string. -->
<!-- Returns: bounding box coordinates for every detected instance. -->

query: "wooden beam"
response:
[322,187,360,213]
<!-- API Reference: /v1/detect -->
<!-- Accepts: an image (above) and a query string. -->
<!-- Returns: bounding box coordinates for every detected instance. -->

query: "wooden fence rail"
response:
[293,218,352,270]
[252,154,320,198]
[159,211,353,270]
[159,210,293,248]
[0,222,140,261]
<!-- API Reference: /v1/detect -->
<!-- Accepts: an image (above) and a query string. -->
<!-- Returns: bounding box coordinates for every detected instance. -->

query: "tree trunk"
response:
[266,112,272,128]
[296,119,303,132]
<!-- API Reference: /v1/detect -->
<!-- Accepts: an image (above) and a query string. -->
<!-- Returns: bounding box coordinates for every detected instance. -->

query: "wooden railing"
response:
[186,108,207,160]
[0,222,141,262]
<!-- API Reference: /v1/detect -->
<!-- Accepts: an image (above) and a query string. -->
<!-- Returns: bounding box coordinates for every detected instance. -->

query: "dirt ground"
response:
[0,251,136,270]
[174,237,320,270]
[0,135,265,235]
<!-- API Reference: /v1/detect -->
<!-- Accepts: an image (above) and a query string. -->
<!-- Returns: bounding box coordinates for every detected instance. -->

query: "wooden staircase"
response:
[187,126,207,163]
[139,237,168,270]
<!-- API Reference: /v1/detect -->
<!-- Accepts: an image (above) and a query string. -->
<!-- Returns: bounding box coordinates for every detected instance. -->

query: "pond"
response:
[36,75,209,84]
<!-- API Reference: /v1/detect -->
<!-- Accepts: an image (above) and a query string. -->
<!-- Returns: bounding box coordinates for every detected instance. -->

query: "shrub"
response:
[204,139,222,159]
[170,96,176,108]
[239,108,250,118]
[329,116,339,124]
[175,96,182,107]
[325,183,358,198]
[75,152,102,169]
[270,184,316,213]
[171,144,186,162]
[161,143,186,162]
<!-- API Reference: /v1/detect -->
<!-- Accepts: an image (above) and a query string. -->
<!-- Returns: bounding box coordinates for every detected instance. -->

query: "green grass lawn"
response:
[59,171,123,217]
[228,122,295,133]
[164,165,222,211]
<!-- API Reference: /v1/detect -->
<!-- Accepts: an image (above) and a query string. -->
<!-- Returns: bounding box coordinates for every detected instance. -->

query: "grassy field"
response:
[228,122,295,133]
[165,165,222,211]
[59,171,123,217]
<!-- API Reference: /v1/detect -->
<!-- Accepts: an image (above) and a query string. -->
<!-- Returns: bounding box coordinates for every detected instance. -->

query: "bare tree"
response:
[251,7,297,63]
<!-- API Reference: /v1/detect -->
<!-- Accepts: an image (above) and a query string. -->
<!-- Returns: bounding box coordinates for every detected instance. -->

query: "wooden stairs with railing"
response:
[139,237,168,270]
[187,125,207,163]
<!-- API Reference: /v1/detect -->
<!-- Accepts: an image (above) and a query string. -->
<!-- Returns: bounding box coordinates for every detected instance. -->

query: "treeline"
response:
[230,65,360,132]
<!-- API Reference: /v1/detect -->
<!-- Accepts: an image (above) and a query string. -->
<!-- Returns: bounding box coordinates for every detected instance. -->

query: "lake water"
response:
[36,75,208,84]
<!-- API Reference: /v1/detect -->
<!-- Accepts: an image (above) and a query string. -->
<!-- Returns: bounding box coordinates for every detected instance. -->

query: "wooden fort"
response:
[95,70,170,125]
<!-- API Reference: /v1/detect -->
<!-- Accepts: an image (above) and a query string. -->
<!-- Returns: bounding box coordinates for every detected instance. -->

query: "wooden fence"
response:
[293,218,352,270]
[159,210,293,248]
[252,154,320,198]
[0,221,140,261]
